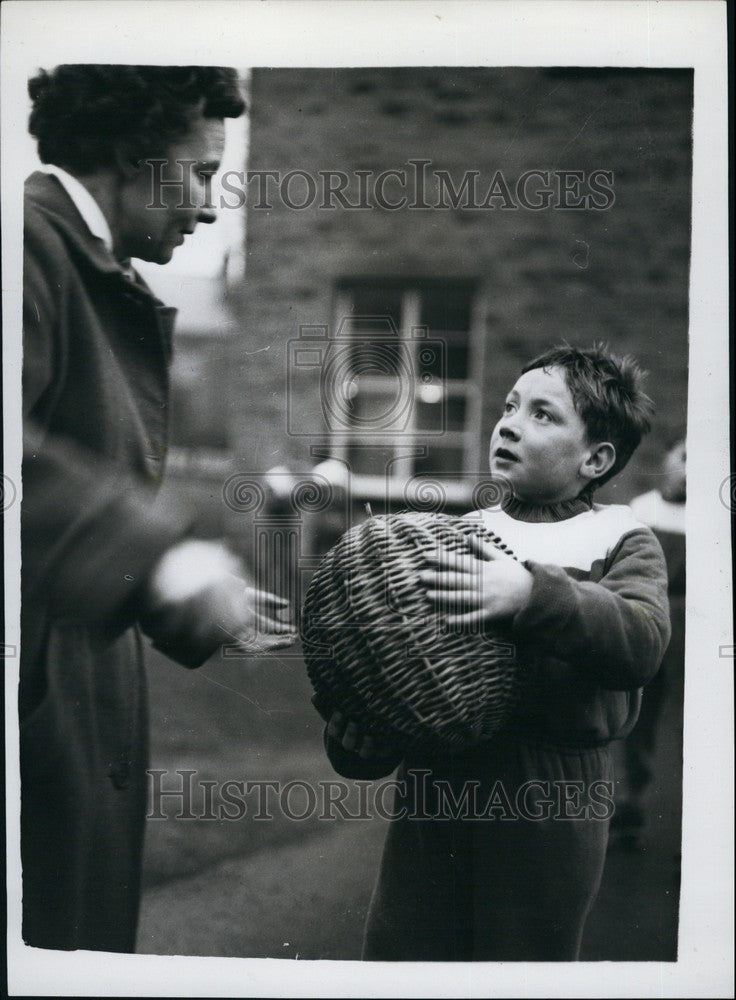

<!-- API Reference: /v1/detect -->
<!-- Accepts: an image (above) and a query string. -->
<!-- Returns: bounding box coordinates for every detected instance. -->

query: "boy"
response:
[323,344,671,961]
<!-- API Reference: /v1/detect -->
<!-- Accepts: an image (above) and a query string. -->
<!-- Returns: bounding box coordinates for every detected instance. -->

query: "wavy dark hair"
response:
[28,65,246,173]
[522,342,655,487]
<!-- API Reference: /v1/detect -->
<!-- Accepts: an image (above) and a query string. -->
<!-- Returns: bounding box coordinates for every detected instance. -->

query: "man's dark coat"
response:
[21,172,191,951]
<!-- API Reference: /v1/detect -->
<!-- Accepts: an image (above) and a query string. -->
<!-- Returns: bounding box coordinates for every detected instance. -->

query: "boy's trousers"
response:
[363,739,613,961]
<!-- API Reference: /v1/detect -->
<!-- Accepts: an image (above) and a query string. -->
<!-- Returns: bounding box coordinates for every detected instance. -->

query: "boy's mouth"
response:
[494,447,519,463]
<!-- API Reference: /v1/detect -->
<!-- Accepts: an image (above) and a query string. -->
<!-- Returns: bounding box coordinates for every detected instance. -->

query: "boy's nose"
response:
[499,422,520,441]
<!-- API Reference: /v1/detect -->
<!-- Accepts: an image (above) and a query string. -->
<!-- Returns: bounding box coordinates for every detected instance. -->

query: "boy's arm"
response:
[512,526,671,690]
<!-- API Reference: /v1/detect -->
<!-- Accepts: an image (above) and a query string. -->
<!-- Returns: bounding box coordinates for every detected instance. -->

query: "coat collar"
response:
[26,171,129,276]
[25,171,171,306]
[38,165,115,253]
[26,171,178,354]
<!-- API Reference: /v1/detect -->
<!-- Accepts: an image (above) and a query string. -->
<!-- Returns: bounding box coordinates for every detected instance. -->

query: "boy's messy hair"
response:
[521,343,654,487]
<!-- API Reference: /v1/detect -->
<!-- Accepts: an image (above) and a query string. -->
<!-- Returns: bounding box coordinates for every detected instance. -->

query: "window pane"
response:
[420,286,472,379]
[347,286,404,330]
[346,444,396,477]
[416,393,466,432]
[421,285,472,333]
[414,445,466,477]
[348,336,402,374]
[323,323,409,432]
[440,331,470,380]
[349,383,412,432]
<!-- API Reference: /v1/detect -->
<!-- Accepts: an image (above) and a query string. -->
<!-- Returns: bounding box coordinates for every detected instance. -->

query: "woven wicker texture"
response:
[302,511,522,750]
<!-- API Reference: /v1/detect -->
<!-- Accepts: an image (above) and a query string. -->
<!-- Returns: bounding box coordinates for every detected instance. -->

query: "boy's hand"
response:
[420,534,533,627]
[327,711,397,760]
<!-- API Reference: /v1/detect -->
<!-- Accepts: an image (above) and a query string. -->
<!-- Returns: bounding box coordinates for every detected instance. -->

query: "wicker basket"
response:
[301,511,523,751]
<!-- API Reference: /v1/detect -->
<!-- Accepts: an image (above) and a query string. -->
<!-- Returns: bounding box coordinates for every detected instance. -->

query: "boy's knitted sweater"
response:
[325,492,672,779]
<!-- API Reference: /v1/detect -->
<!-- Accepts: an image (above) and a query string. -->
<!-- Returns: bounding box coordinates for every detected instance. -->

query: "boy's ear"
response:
[581,442,616,483]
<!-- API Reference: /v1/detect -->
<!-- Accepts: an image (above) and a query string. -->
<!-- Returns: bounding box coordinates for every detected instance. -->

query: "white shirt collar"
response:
[41,164,114,253]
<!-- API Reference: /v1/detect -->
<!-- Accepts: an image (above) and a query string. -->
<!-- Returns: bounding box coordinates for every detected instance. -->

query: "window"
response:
[329,279,483,497]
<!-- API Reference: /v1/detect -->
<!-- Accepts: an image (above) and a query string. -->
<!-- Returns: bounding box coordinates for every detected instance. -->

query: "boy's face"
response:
[489,365,603,504]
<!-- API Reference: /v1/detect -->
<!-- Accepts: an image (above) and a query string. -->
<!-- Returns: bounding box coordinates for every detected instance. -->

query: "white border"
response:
[2,1,732,997]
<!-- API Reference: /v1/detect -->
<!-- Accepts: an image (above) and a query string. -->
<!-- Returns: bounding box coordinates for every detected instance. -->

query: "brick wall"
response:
[225,66,692,539]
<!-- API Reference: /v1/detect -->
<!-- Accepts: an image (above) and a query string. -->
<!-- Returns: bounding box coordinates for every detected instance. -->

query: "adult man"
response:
[21,65,293,952]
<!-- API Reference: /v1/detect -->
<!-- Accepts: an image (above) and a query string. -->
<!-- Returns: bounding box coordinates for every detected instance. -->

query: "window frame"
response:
[329,277,485,502]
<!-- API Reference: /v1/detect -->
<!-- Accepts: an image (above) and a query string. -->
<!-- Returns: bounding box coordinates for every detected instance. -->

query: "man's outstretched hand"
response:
[140,539,296,667]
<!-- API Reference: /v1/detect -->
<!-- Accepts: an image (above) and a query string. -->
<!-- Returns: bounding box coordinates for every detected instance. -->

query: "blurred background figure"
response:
[611,437,686,849]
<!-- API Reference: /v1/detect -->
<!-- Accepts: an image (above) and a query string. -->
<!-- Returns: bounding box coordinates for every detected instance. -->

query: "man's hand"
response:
[326,711,397,760]
[419,534,533,627]
[225,584,297,654]
[141,539,296,667]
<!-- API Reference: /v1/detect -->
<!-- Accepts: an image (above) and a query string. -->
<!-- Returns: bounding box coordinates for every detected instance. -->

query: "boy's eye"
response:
[534,409,551,422]
[503,401,515,415]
